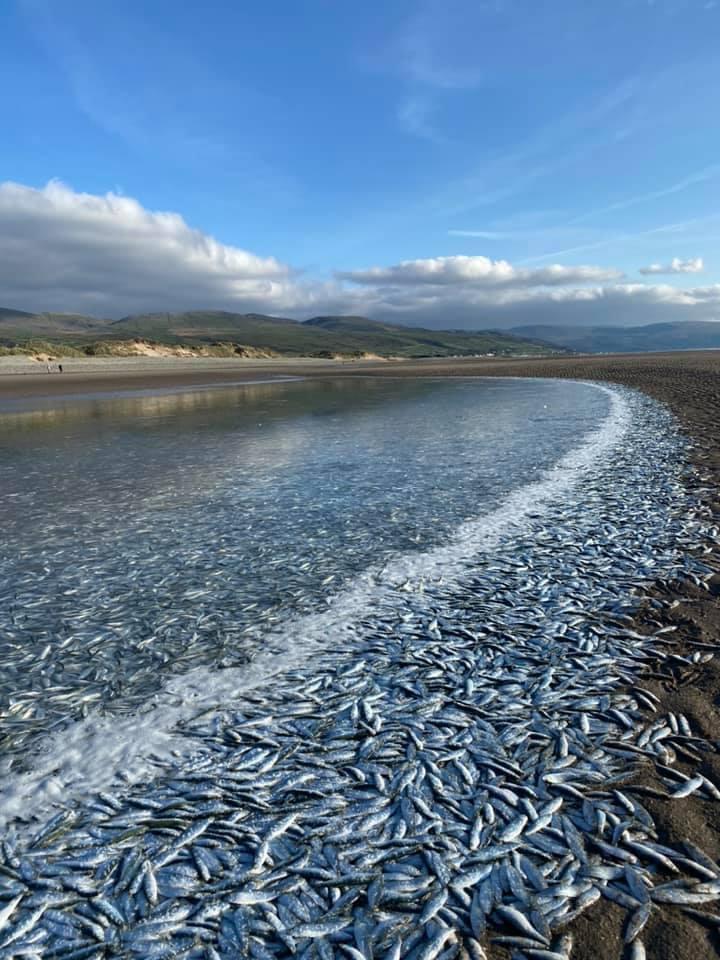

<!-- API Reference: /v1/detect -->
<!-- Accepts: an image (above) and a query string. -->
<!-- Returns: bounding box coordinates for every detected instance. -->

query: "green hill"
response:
[0,308,102,340]
[109,311,346,355]
[304,315,551,357]
[5,304,720,358]
[110,310,554,357]
[0,306,36,322]
[0,306,563,358]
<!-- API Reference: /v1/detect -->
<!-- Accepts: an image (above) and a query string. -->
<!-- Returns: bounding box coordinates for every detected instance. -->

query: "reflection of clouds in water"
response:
[0,380,301,430]
[0,377,612,771]
[2,376,610,532]
[138,413,317,510]
[1,379,444,521]
[0,381,340,514]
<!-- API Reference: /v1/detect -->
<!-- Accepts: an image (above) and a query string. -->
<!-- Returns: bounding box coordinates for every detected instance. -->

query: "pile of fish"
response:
[1,386,719,959]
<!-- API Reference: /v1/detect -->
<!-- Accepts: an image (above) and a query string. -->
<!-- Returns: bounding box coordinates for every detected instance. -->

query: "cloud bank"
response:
[0,180,299,316]
[338,255,624,287]
[1,181,718,329]
[639,256,704,275]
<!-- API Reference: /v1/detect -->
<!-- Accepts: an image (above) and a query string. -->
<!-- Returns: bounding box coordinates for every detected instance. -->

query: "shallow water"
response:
[0,377,608,769]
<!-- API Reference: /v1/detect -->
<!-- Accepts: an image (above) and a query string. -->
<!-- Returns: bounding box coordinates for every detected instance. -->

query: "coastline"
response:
[0,355,370,402]
[2,348,720,412]
[3,350,720,958]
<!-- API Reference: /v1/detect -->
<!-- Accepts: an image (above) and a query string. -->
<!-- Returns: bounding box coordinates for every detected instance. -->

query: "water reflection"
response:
[0,379,307,432]
[0,377,610,769]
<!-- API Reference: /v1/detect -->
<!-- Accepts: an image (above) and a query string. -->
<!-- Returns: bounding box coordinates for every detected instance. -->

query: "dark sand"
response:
[4,351,720,958]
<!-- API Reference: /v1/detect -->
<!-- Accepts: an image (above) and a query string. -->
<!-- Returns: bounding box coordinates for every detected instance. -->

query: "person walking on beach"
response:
[58,363,63,373]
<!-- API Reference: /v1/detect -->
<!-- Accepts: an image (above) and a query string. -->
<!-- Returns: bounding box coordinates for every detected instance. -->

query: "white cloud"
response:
[0,180,303,316]
[1,181,718,330]
[359,280,720,330]
[639,256,704,275]
[338,255,624,287]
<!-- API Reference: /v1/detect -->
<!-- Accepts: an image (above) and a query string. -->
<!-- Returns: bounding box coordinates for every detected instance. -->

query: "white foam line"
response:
[0,381,630,829]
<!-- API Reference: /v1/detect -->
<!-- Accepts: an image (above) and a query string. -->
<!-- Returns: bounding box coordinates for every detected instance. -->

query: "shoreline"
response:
[3,351,720,958]
[0,355,368,403]
[2,348,720,402]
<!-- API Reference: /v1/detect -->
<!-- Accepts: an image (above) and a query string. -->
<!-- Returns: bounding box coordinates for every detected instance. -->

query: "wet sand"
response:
[0,355,361,400]
[4,350,720,957]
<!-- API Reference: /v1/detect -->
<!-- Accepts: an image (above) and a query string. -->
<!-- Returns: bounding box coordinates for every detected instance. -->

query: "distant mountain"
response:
[6,305,720,357]
[0,306,36,321]
[509,321,720,354]
[111,310,558,356]
[8,305,720,357]
[0,308,101,339]
[0,307,562,358]
[109,311,327,354]
[303,315,555,357]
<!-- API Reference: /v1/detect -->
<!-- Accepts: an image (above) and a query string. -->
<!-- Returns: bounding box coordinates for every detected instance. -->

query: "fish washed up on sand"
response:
[1,383,720,960]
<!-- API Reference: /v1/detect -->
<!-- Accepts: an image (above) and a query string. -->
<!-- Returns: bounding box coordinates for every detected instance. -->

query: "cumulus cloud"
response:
[0,180,300,316]
[337,255,624,287]
[1,181,719,329]
[639,256,704,275]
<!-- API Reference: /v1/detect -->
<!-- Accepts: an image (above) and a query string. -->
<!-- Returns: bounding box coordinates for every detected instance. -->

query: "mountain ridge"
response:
[4,306,720,356]
[509,321,720,354]
[0,307,561,358]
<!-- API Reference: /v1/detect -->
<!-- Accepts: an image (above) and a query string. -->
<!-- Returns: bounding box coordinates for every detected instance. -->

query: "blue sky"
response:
[1,0,719,327]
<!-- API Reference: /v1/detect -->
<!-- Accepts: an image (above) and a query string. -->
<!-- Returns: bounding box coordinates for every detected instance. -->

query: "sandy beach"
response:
[0,355,370,399]
[3,350,720,958]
